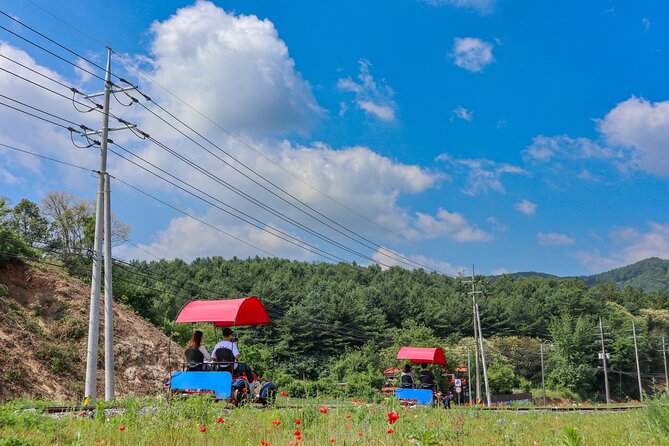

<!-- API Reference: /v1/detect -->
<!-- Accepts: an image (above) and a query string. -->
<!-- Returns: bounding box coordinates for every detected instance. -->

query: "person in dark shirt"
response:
[417,362,436,390]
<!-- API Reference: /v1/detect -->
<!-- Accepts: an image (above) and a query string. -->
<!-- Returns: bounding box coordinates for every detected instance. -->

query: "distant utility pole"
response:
[82,48,137,404]
[662,336,669,394]
[463,266,482,404]
[598,316,611,404]
[475,301,492,407]
[467,346,472,405]
[632,321,643,401]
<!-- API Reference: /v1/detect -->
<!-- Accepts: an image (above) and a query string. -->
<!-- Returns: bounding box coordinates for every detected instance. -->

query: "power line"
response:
[1,5,457,274]
[133,96,440,273]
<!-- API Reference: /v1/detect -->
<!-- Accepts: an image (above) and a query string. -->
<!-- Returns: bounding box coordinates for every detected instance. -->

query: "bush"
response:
[647,394,669,434]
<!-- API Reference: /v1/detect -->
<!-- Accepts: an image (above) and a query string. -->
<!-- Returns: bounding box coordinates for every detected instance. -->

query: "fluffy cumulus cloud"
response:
[421,0,496,15]
[575,222,669,272]
[598,97,669,177]
[538,232,574,246]
[436,153,527,195]
[372,247,464,275]
[452,105,473,122]
[414,208,491,242]
[452,37,494,72]
[337,59,396,121]
[145,1,321,136]
[515,199,537,216]
[0,42,99,190]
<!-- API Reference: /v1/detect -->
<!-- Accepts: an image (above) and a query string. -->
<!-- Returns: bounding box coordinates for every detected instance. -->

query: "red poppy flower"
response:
[272,420,281,425]
[370,410,376,414]
[294,429,301,436]
[319,407,328,414]
[296,435,302,440]
[261,441,269,446]
[119,425,125,431]
[217,418,224,424]
[346,424,351,429]
[330,437,335,442]
[295,419,301,425]
[387,428,394,434]
[199,426,207,432]
[358,432,363,437]
[280,391,287,397]
[387,412,399,424]
[346,414,351,419]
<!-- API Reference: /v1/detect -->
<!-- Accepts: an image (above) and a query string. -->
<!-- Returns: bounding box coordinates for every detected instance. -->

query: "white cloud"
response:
[437,153,527,195]
[642,18,651,31]
[515,199,537,216]
[371,246,464,274]
[452,37,494,72]
[422,0,496,15]
[452,105,473,122]
[523,135,621,164]
[492,267,509,275]
[0,42,99,189]
[414,208,491,242]
[538,232,574,246]
[337,59,396,121]
[576,222,669,272]
[144,1,321,136]
[598,97,669,177]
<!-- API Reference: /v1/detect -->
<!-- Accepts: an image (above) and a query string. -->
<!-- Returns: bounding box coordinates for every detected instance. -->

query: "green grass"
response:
[0,396,666,445]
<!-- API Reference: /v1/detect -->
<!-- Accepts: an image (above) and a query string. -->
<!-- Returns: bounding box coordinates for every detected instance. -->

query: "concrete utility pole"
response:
[476,302,491,407]
[465,266,482,404]
[540,340,552,406]
[82,48,138,403]
[662,336,669,394]
[632,321,643,401]
[103,173,115,401]
[467,346,472,405]
[84,48,112,404]
[598,316,611,404]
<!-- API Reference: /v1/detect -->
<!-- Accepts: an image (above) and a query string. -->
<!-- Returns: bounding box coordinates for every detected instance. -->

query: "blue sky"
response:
[1,0,668,276]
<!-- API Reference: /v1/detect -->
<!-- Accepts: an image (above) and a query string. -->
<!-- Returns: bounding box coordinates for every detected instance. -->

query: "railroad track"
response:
[34,403,646,415]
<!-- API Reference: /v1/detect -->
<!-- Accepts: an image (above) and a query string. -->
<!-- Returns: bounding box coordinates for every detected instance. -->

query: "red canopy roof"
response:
[396,347,446,364]
[175,297,271,327]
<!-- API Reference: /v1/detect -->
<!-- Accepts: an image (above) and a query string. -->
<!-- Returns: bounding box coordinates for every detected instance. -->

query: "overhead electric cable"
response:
[1,7,459,274]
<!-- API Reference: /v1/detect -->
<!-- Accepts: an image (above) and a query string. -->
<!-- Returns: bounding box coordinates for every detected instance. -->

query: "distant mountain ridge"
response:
[503,257,669,292]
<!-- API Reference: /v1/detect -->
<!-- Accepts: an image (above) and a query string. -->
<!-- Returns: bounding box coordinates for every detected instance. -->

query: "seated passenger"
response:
[212,328,240,372]
[184,330,210,371]
[400,364,415,388]
[417,362,436,390]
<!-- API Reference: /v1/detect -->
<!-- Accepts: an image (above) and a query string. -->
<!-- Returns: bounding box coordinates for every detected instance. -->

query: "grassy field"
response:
[1,396,668,445]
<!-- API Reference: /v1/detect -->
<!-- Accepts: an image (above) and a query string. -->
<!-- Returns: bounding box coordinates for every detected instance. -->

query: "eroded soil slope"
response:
[0,261,179,402]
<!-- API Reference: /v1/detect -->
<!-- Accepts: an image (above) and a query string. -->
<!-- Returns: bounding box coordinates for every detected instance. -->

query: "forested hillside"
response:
[584,257,669,292]
[2,194,669,401]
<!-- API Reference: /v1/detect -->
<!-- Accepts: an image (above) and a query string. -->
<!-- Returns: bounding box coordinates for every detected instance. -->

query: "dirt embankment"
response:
[0,261,180,402]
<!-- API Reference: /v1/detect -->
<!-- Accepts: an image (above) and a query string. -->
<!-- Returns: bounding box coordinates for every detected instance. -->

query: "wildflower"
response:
[387,428,394,434]
[362,425,368,429]
[498,418,505,424]
[296,435,302,440]
[295,419,301,425]
[387,412,399,424]
[294,429,301,436]
[320,407,328,414]
[358,432,363,437]
[272,420,282,425]
[119,425,125,431]
[199,426,207,432]
[280,391,287,397]
[261,441,269,446]
[217,417,224,424]
[346,424,352,429]
[330,438,335,443]
[346,414,352,419]
[370,410,376,414]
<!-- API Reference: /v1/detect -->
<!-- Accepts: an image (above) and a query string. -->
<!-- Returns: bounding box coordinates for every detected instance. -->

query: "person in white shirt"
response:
[186,330,211,361]
[212,327,240,365]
